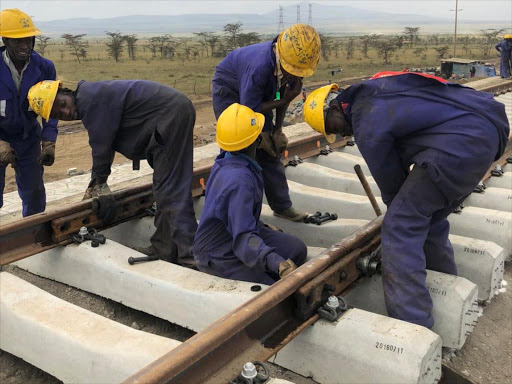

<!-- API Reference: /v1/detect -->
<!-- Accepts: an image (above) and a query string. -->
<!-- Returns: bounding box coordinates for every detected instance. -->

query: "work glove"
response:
[83,182,117,224]
[259,131,278,157]
[272,128,288,154]
[39,141,56,166]
[0,140,19,173]
[278,259,298,279]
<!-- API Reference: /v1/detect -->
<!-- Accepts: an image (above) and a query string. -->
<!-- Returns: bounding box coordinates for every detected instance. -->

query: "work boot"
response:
[273,206,309,222]
[132,245,157,256]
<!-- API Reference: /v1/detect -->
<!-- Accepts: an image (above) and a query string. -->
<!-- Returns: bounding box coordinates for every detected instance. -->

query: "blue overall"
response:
[211,39,292,212]
[75,80,197,266]
[495,40,512,78]
[193,152,307,284]
[0,46,57,216]
[337,73,510,328]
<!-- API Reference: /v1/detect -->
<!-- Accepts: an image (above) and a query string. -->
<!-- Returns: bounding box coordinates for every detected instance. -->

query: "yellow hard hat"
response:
[28,80,61,121]
[216,103,265,152]
[304,83,340,144]
[0,9,41,38]
[277,24,321,77]
[505,34,512,39]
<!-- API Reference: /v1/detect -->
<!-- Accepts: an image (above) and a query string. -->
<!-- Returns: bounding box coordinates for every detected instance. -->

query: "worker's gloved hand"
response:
[259,131,278,157]
[85,183,117,224]
[272,128,288,154]
[0,140,18,172]
[39,141,56,166]
[279,259,298,278]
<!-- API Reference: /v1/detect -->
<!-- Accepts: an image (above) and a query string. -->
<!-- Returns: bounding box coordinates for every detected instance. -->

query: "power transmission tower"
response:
[297,5,300,23]
[450,0,463,57]
[278,5,284,33]
[308,3,312,26]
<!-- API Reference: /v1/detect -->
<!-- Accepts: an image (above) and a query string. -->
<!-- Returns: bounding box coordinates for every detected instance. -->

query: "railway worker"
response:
[27,79,197,268]
[193,103,307,284]
[211,24,321,222]
[304,72,510,328]
[495,34,512,78]
[0,9,58,216]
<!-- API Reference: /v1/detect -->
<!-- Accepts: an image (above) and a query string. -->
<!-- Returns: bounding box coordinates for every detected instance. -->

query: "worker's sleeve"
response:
[82,107,121,183]
[223,185,285,274]
[40,62,59,142]
[351,103,408,207]
[495,43,502,52]
[238,72,267,113]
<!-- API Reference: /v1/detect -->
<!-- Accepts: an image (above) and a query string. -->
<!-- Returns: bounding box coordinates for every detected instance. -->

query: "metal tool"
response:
[303,211,338,225]
[354,164,382,216]
[128,255,160,265]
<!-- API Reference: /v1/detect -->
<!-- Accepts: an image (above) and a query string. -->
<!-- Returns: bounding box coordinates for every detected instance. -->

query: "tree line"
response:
[35,24,506,65]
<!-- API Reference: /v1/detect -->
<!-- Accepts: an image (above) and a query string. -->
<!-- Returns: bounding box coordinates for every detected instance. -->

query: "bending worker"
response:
[193,103,307,284]
[305,72,510,328]
[28,79,197,268]
[212,23,321,222]
[496,34,512,79]
[0,9,58,216]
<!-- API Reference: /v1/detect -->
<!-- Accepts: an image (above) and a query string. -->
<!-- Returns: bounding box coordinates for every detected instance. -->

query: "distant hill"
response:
[35,3,510,37]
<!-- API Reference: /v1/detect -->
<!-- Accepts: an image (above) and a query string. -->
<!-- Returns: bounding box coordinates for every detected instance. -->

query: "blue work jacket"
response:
[0,46,58,142]
[496,40,512,59]
[337,73,510,205]
[193,152,286,274]
[212,39,278,132]
[75,80,183,181]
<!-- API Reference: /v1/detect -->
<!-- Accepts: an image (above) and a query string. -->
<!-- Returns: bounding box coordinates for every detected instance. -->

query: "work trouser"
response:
[500,53,511,78]
[0,135,45,217]
[146,97,197,267]
[198,224,307,285]
[256,149,292,213]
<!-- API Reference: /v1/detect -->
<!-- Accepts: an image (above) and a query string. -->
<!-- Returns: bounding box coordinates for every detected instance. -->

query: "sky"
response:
[1,0,510,21]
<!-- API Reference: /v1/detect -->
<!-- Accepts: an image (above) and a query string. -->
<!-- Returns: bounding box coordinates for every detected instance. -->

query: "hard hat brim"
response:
[0,27,41,38]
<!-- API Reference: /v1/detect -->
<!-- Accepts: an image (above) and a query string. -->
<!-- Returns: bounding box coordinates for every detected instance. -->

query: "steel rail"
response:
[123,216,383,384]
[0,133,346,267]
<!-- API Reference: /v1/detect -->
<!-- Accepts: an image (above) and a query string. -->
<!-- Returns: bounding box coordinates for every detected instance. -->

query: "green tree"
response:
[61,33,89,64]
[35,35,50,57]
[223,21,243,50]
[403,27,420,48]
[105,31,125,62]
[377,40,398,64]
[435,46,450,59]
[124,34,138,60]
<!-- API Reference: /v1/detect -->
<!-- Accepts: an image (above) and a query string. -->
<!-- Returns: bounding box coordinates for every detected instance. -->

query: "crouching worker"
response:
[305,72,509,328]
[193,103,307,284]
[27,80,197,267]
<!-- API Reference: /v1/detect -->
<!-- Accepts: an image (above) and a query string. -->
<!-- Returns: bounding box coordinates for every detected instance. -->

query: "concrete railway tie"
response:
[1,81,511,383]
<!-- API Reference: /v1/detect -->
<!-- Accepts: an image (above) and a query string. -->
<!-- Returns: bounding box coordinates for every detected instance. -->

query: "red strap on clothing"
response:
[370,71,447,83]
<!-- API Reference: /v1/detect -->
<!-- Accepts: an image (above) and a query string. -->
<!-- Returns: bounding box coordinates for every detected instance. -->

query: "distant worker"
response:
[495,34,512,78]
[305,72,510,328]
[28,80,197,268]
[211,24,321,222]
[193,103,307,284]
[0,9,58,216]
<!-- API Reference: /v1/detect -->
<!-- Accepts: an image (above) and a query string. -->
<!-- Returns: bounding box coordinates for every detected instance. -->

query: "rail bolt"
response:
[241,362,258,380]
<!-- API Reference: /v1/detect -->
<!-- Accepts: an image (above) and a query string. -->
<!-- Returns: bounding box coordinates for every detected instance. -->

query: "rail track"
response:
[1,77,511,384]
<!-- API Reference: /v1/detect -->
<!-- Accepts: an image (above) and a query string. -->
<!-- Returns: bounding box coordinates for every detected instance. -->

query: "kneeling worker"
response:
[27,79,197,267]
[193,103,307,284]
[305,72,510,328]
